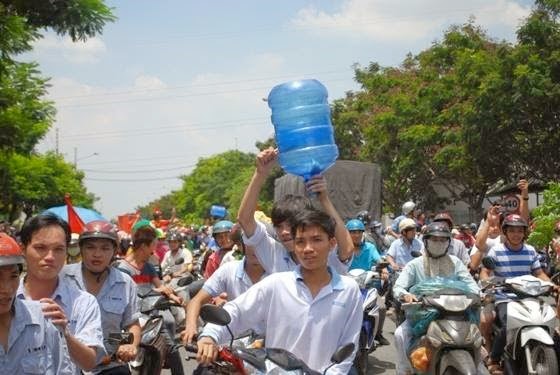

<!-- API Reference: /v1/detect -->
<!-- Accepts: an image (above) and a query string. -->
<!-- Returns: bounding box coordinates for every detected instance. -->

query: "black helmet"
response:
[79,220,118,247]
[433,212,454,229]
[356,210,371,226]
[167,231,182,242]
[423,222,452,239]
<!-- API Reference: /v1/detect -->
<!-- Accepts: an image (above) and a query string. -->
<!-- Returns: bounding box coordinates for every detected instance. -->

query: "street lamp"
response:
[74,147,99,167]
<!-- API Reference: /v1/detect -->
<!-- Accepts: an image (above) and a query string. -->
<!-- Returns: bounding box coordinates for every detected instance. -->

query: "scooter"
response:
[348,268,381,375]
[481,270,558,375]
[186,304,355,374]
[402,288,483,374]
[129,290,185,375]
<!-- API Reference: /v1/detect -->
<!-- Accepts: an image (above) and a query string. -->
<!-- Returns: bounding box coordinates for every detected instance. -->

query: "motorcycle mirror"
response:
[200,304,231,326]
[411,251,422,258]
[177,274,194,287]
[174,257,184,265]
[482,256,496,270]
[330,343,355,364]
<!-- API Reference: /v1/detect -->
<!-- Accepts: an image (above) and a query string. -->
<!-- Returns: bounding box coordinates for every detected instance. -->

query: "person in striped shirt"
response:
[479,214,553,374]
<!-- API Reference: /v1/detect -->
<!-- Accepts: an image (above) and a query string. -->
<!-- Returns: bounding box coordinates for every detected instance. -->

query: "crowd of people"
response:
[1,147,560,375]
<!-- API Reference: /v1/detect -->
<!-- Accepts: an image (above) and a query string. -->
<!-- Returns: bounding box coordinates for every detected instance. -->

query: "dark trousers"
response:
[491,303,508,361]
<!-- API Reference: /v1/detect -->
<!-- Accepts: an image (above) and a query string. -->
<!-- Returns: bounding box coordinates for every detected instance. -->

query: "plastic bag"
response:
[406,277,478,338]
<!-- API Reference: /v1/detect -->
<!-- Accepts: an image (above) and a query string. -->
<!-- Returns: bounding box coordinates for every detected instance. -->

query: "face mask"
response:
[427,239,448,257]
[67,245,80,257]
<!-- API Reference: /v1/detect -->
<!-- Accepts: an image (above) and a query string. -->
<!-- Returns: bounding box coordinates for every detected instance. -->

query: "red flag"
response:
[64,194,85,234]
[118,213,140,234]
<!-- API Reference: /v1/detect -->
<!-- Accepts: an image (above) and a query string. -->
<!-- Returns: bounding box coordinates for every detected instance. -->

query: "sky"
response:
[26,0,534,220]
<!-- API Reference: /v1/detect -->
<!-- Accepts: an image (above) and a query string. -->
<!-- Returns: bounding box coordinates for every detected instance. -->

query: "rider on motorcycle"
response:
[431,212,471,268]
[203,220,235,279]
[386,218,424,271]
[393,222,479,375]
[346,219,389,346]
[0,233,69,374]
[479,214,554,374]
[61,220,141,375]
[181,240,267,345]
[161,231,193,283]
[387,201,416,239]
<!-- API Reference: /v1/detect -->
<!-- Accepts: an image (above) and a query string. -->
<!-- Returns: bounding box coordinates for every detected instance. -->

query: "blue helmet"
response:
[346,219,365,231]
[212,220,234,235]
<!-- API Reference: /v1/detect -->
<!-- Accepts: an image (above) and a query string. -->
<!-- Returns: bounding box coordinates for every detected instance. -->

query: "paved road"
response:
[164,318,399,374]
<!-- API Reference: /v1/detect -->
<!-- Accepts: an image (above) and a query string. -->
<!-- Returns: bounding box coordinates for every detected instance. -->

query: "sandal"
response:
[483,357,503,375]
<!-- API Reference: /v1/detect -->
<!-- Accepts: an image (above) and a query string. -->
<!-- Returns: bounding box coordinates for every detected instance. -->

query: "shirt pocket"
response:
[21,353,49,374]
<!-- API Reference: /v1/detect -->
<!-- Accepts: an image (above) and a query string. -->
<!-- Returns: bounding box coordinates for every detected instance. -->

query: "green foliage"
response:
[527,182,560,249]
[2,152,95,218]
[0,0,114,220]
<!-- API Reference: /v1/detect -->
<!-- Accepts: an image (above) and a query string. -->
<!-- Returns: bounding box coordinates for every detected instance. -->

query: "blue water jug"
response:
[267,79,339,180]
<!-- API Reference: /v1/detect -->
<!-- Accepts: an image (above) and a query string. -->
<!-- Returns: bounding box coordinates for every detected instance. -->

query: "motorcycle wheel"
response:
[442,368,461,375]
[354,349,368,375]
[521,342,559,375]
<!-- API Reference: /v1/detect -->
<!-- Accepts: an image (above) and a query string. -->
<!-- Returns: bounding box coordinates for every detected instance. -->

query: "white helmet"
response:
[402,201,416,215]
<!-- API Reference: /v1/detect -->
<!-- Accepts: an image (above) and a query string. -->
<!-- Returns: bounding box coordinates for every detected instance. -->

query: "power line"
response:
[82,164,196,174]
[55,77,349,109]
[61,120,266,141]
[51,69,348,101]
[85,176,183,182]
[61,116,265,138]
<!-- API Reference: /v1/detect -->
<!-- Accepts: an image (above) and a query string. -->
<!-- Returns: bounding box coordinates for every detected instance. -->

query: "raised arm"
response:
[306,175,354,262]
[237,148,278,238]
[517,179,529,222]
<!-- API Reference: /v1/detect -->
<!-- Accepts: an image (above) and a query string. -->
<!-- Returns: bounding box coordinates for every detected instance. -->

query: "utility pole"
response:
[55,128,59,155]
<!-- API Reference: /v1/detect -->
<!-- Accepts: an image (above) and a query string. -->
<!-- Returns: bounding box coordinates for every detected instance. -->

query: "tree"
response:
[5,152,95,219]
[172,150,257,223]
[527,182,560,249]
[0,1,114,220]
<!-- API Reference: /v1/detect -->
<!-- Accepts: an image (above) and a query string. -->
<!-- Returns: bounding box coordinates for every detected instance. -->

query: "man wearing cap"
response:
[0,233,69,374]
[61,220,141,374]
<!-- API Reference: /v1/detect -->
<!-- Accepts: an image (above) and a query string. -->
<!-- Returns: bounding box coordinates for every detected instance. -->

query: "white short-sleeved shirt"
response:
[61,263,140,374]
[201,267,362,374]
[161,248,193,276]
[202,259,267,299]
[243,221,350,275]
[17,277,105,375]
[0,298,69,375]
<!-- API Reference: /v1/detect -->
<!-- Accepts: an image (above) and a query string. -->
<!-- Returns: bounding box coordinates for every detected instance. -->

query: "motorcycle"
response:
[129,290,185,375]
[99,332,134,374]
[481,260,558,375]
[186,304,355,374]
[402,288,483,374]
[348,268,381,375]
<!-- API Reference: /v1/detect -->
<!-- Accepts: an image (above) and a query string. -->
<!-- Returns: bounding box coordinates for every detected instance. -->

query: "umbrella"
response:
[43,205,106,224]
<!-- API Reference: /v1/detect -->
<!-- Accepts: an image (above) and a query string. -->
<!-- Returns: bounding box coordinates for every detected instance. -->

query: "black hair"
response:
[20,214,71,247]
[132,226,157,250]
[271,194,313,227]
[290,208,336,239]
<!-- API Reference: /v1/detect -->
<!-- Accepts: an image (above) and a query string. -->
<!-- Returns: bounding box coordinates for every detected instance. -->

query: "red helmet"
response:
[433,212,453,229]
[79,220,118,246]
[501,214,528,230]
[0,233,24,267]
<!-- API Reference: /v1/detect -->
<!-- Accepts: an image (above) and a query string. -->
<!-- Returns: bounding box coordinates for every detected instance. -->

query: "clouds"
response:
[291,0,531,42]
[33,34,106,64]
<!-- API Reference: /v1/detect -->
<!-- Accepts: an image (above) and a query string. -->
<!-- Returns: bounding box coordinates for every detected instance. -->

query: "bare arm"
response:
[181,289,213,344]
[307,175,354,261]
[237,148,278,238]
[518,179,529,222]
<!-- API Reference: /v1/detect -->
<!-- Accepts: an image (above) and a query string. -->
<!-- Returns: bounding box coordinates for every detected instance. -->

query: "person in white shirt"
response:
[196,209,362,374]
[161,231,193,282]
[237,147,354,275]
[180,243,267,344]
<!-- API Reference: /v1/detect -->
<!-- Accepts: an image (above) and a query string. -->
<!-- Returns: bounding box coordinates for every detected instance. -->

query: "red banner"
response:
[118,213,140,234]
[64,194,85,234]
